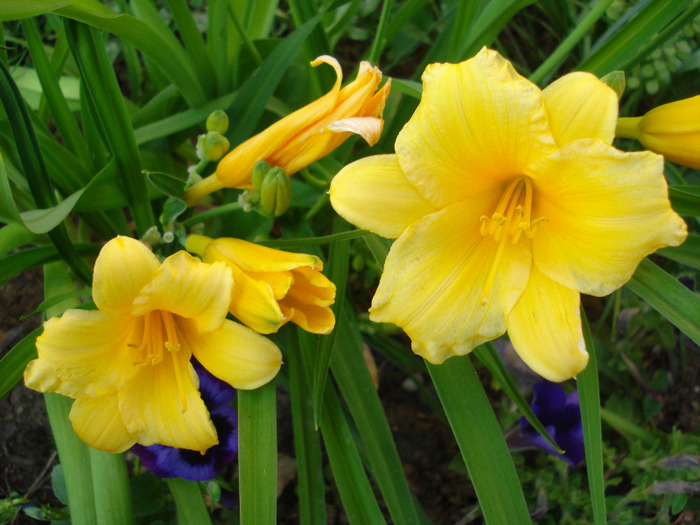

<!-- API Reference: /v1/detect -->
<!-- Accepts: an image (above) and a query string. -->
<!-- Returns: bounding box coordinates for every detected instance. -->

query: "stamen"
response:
[478,176,547,304]
[128,310,189,412]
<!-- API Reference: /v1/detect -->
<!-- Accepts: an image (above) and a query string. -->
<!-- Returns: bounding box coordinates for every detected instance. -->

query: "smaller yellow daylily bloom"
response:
[187,234,336,335]
[184,55,391,205]
[617,94,700,169]
[330,47,687,382]
[24,236,282,454]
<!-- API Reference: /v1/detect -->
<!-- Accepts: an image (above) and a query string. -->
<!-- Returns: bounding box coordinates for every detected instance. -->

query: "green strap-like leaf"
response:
[238,380,277,524]
[626,258,700,346]
[331,309,422,524]
[0,59,92,283]
[295,329,386,524]
[64,20,155,235]
[166,478,212,525]
[286,330,327,525]
[578,309,606,525]
[427,356,531,524]
[657,233,700,271]
[312,218,351,426]
[473,343,564,453]
[0,326,41,401]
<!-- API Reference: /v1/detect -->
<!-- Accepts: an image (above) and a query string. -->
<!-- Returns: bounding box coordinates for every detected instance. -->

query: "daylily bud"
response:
[196,131,230,162]
[251,160,272,193]
[260,167,292,217]
[184,55,391,206]
[616,94,700,169]
[206,110,229,134]
[600,71,625,100]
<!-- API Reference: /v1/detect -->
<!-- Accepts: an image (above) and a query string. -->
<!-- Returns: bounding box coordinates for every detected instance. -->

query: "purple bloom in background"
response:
[508,380,584,465]
[132,364,238,481]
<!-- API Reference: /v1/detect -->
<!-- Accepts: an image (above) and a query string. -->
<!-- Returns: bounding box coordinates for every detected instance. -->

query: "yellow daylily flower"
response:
[330,47,687,382]
[186,234,336,335]
[184,55,391,205]
[617,94,700,169]
[24,236,282,453]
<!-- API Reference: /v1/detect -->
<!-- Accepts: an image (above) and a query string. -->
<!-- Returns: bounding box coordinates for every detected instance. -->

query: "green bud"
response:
[600,71,625,100]
[206,110,229,134]
[260,167,291,217]
[251,160,272,192]
[196,131,230,161]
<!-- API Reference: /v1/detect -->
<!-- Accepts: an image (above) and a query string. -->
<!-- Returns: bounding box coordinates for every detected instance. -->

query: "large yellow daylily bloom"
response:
[186,234,336,335]
[184,55,391,205]
[330,48,687,382]
[617,94,700,169]
[24,236,282,453]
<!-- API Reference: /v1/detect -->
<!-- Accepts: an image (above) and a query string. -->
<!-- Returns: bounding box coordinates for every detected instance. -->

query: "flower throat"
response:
[479,177,547,305]
[130,311,189,412]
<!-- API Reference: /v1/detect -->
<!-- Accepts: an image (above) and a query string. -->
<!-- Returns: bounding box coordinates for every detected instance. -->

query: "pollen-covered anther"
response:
[479,176,548,305]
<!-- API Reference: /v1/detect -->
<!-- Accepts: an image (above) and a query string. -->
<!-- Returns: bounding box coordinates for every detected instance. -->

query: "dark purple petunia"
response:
[508,380,584,465]
[132,364,238,481]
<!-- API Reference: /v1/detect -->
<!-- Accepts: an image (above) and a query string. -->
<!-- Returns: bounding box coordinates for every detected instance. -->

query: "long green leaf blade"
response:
[578,309,606,525]
[427,356,531,524]
[238,381,277,524]
[625,258,700,346]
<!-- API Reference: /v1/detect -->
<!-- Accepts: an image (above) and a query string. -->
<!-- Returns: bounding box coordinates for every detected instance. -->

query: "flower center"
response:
[131,310,189,412]
[478,177,547,305]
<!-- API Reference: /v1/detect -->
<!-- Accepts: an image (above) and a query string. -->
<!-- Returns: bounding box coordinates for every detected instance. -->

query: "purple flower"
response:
[132,364,238,480]
[508,380,584,465]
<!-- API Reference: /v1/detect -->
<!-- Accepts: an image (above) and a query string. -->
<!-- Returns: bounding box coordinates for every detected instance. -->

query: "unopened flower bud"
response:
[260,167,291,217]
[206,110,229,134]
[600,71,625,100]
[196,132,230,162]
[251,160,272,193]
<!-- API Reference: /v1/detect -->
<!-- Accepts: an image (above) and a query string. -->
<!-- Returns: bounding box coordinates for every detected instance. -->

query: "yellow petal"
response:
[118,352,218,452]
[369,199,531,364]
[506,266,588,382]
[92,236,160,312]
[640,94,700,134]
[185,319,282,390]
[131,251,232,334]
[326,116,384,145]
[395,47,555,208]
[280,296,335,334]
[330,154,439,238]
[529,139,687,296]
[288,267,335,307]
[25,310,139,397]
[69,393,136,453]
[541,71,618,146]
[228,263,286,334]
[204,237,321,273]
